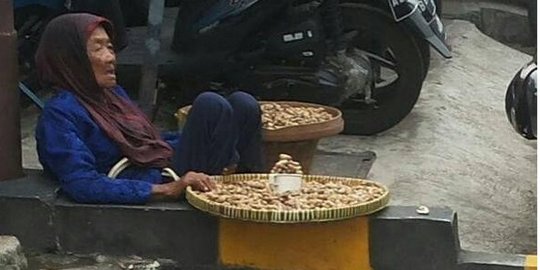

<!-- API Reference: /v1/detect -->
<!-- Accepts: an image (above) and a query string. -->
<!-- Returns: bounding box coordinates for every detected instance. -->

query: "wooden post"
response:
[0,0,23,180]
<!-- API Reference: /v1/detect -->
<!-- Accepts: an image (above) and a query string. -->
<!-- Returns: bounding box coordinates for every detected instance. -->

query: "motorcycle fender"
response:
[388,0,452,58]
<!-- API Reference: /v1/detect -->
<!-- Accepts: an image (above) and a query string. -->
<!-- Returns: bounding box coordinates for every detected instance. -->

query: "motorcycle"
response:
[14,0,451,135]
[164,0,451,135]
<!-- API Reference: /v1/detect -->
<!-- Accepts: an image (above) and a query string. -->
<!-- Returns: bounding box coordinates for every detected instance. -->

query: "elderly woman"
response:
[35,14,262,204]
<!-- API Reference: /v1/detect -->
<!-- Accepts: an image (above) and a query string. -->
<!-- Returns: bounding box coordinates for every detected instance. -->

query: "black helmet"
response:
[505,58,537,140]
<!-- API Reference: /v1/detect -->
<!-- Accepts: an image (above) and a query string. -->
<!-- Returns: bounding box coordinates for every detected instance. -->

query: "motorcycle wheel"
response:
[339,4,426,135]
[418,38,431,79]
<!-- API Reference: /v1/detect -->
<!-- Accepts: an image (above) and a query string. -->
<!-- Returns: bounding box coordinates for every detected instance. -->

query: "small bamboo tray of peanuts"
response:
[260,102,335,130]
[177,101,344,142]
[186,154,389,223]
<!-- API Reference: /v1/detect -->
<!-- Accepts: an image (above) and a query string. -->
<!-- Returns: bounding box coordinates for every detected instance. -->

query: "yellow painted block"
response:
[525,255,537,270]
[219,217,371,270]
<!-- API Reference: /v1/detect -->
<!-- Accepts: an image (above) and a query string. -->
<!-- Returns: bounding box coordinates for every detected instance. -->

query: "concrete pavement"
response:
[317,20,536,254]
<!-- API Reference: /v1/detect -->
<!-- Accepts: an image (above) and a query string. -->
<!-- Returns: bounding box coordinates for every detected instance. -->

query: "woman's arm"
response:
[36,103,214,203]
[36,105,156,204]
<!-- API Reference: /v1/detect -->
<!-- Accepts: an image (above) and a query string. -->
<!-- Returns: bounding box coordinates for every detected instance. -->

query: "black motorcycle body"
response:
[166,0,451,134]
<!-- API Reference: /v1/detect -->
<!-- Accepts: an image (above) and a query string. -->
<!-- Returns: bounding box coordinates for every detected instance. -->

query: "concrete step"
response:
[442,0,535,51]
[0,171,534,269]
[0,170,217,268]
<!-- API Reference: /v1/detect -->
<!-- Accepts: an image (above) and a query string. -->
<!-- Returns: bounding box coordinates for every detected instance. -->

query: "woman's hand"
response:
[181,171,215,192]
[151,171,215,201]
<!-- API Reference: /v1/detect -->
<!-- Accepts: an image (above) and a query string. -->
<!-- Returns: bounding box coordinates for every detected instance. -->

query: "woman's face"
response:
[86,26,117,89]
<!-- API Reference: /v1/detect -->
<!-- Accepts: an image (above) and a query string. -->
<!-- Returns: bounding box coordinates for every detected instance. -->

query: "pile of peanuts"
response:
[195,178,385,211]
[260,103,333,130]
[270,153,303,174]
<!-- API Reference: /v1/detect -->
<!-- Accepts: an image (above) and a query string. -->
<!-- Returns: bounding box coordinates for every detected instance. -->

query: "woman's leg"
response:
[173,92,237,175]
[228,91,264,173]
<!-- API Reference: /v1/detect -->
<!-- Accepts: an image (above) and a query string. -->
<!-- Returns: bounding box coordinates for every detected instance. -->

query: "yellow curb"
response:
[525,255,537,270]
[219,216,371,270]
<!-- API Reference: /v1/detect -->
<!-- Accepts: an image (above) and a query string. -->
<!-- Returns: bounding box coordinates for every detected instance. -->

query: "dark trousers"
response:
[173,91,263,175]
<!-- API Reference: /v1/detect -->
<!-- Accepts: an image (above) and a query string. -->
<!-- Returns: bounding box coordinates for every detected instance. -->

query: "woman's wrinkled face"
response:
[87,26,116,89]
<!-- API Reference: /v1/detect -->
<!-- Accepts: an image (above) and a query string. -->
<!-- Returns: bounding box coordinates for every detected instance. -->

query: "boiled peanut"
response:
[279,154,292,160]
[271,153,303,174]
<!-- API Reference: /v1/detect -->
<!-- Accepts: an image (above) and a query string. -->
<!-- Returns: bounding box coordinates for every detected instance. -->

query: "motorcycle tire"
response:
[418,38,431,79]
[339,4,425,135]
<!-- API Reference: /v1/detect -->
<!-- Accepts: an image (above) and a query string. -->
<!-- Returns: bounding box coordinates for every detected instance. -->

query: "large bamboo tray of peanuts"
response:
[186,174,389,223]
[186,154,389,223]
[183,101,387,222]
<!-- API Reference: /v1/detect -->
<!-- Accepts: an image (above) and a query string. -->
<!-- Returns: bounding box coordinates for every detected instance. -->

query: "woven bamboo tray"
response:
[258,101,344,142]
[186,174,390,223]
[176,101,344,142]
